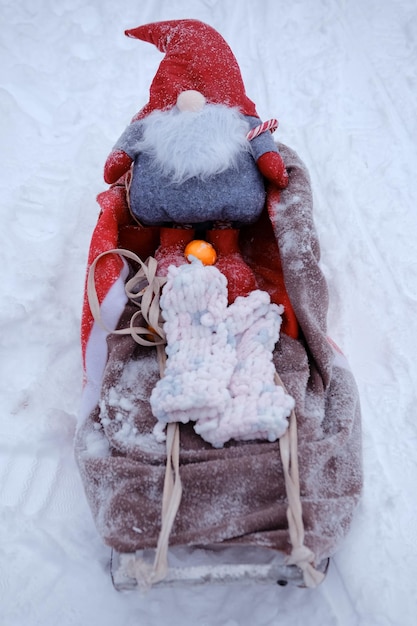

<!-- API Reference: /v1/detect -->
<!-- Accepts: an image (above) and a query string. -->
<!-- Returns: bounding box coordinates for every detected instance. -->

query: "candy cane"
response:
[246,118,279,141]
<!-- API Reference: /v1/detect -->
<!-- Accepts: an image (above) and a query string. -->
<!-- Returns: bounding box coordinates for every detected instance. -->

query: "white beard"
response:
[135,104,251,184]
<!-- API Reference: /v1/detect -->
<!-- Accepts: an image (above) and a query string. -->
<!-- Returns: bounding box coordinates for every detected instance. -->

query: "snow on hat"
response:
[125,19,259,120]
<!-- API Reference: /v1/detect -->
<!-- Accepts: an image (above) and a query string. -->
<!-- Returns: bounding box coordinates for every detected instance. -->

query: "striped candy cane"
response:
[246,118,279,141]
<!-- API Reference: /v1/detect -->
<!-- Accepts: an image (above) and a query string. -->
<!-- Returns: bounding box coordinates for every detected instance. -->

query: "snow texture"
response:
[1,0,417,624]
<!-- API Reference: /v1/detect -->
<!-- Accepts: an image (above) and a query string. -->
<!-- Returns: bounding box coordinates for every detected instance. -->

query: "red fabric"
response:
[104,150,133,185]
[207,229,258,304]
[257,152,289,189]
[81,185,131,367]
[240,204,299,339]
[118,224,159,259]
[154,227,196,276]
[125,20,259,120]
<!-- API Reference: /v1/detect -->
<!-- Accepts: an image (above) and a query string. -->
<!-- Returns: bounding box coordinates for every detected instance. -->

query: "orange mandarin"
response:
[184,240,217,265]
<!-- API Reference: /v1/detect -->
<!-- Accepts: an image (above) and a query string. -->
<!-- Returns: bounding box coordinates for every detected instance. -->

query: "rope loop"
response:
[87,248,166,346]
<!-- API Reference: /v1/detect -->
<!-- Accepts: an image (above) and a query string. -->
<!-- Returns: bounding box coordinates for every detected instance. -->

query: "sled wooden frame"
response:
[110,545,330,591]
[88,249,327,591]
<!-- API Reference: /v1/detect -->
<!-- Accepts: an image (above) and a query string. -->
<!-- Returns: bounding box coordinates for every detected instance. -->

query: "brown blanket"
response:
[75,143,362,565]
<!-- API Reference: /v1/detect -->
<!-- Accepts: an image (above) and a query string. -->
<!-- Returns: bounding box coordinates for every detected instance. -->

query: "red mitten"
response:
[256,151,289,189]
[104,149,133,184]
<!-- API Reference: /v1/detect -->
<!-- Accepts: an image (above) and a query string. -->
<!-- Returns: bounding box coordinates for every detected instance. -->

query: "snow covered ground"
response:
[1,0,417,623]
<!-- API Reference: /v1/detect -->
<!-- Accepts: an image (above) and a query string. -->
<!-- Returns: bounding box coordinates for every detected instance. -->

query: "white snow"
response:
[1,0,417,624]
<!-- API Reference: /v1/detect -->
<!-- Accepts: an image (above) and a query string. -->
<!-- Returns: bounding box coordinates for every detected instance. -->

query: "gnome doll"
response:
[104,20,289,303]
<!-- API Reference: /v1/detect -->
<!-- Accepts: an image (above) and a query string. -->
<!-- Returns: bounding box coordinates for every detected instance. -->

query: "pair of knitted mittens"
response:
[150,259,294,448]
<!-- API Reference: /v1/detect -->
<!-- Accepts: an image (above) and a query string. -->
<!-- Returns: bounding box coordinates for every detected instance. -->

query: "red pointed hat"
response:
[125,19,258,120]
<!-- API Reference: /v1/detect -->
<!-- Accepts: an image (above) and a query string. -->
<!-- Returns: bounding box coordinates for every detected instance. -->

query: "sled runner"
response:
[110,545,330,590]
[75,142,362,590]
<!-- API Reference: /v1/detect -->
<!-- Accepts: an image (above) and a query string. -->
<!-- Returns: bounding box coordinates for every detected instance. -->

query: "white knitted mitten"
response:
[150,260,236,431]
[196,291,294,447]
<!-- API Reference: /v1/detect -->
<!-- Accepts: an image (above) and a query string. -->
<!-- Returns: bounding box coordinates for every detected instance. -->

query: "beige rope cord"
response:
[87,248,166,346]
[274,372,326,587]
[87,249,324,589]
